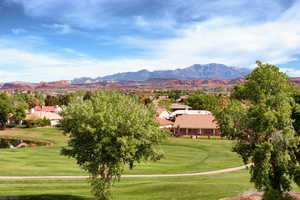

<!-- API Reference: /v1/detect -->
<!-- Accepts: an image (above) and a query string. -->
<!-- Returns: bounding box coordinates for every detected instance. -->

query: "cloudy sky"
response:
[1,0,300,82]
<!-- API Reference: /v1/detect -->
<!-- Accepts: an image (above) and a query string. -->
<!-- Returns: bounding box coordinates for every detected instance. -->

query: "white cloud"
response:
[11,28,27,35]
[114,11,300,70]
[3,8,300,82]
[153,16,300,68]
[0,42,171,82]
[10,0,291,30]
[2,0,300,82]
[280,68,300,77]
[44,24,73,34]
[0,35,46,50]
[62,48,86,57]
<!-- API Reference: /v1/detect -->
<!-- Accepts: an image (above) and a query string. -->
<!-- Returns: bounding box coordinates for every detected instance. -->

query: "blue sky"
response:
[1,0,300,82]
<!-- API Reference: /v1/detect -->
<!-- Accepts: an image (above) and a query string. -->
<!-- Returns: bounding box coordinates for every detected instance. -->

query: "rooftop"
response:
[33,106,61,112]
[174,114,218,129]
[171,103,191,110]
[157,117,174,126]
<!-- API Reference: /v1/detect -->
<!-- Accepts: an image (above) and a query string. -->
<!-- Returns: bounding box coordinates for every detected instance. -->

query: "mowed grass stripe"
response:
[0,170,254,200]
[0,128,243,176]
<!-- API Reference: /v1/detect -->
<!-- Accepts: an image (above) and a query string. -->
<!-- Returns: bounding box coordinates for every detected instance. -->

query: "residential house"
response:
[173,114,221,137]
[26,105,62,126]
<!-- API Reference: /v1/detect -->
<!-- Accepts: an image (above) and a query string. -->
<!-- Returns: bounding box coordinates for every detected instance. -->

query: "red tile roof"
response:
[33,106,59,112]
[174,114,218,129]
[157,117,174,126]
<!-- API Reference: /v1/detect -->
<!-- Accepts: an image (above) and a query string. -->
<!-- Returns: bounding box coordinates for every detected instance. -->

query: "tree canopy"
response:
[214,61,300,200]
[0,93,28,128]
[184,93,220,111]
[0,97,11,129]
[60,91,165,200]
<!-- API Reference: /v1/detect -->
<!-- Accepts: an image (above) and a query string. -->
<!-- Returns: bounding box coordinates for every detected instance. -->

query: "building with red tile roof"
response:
[27,105,62,126]
[173,114,220,136]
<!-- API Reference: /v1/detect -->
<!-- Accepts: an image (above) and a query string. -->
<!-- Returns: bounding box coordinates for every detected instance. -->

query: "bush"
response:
[6,123,18,128]
[23,120,35,128]
[35,119,51,127]
[23,119,51,128]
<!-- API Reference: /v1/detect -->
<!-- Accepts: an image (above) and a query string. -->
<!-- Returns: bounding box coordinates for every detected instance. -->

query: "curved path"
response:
[0,164,251,180]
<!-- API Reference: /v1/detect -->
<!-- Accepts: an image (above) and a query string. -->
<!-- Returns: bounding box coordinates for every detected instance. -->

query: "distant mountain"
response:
[72,63,251,84]
[3,77,300,91]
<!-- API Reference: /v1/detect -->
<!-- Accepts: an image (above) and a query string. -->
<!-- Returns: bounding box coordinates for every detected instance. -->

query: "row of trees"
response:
[0,91,97,129]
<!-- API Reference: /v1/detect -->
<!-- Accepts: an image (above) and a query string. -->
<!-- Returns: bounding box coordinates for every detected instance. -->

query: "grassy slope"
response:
[0,128,243,176]
[0,171,298,200]
[0,128,298,199]
[0,170,253,200]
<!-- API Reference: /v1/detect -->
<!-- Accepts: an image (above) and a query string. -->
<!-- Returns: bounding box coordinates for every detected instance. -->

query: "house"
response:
[157,117,174,129]
[26,105,62,126]
[173,114,221,137]
[170,103,191,111]
[26,112,62,126]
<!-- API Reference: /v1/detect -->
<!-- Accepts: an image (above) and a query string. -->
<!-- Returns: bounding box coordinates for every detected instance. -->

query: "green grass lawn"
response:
[0,128,298,200]
[0,170,254,200]
[0,128,243,176]
[0,171,298,200]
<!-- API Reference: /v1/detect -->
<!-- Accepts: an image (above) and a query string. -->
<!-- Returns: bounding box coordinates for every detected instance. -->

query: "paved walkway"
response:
[0,164,251,180]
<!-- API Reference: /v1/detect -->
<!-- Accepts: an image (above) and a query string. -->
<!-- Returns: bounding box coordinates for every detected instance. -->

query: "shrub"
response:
[23,119,51,128]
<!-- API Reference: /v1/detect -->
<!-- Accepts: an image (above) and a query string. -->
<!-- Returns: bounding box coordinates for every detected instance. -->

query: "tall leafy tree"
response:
[45,95,60,106]
[184,93,220,111]
[60,91,165,200]
[214,61,300,200]
[0,98,11,129]
[0,92,30,127]
[291,92,300,173]
[9,94,28,124]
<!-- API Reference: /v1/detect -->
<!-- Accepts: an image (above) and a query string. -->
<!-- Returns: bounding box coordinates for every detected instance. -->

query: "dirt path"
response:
[0,164,251,180]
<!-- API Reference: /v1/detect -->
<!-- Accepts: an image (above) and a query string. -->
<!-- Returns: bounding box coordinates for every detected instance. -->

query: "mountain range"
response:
[72,63,251,84]
[7,63,300,92]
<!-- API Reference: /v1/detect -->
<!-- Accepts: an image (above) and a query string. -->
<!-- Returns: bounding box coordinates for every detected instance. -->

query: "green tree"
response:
[60,91,165,200]
[0,98,12,129]
[10,95,28,124]
[292,103,300,134]
[159,98,172,111]
[0,92,28,127]
[167,90,182,101]
[214,61,300,200]
[184,93,220,111]
[34,91,45,102]
[291,92,300,169]
[12,104,27,124]
[45,95,60,106]
[213,86,226,93]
